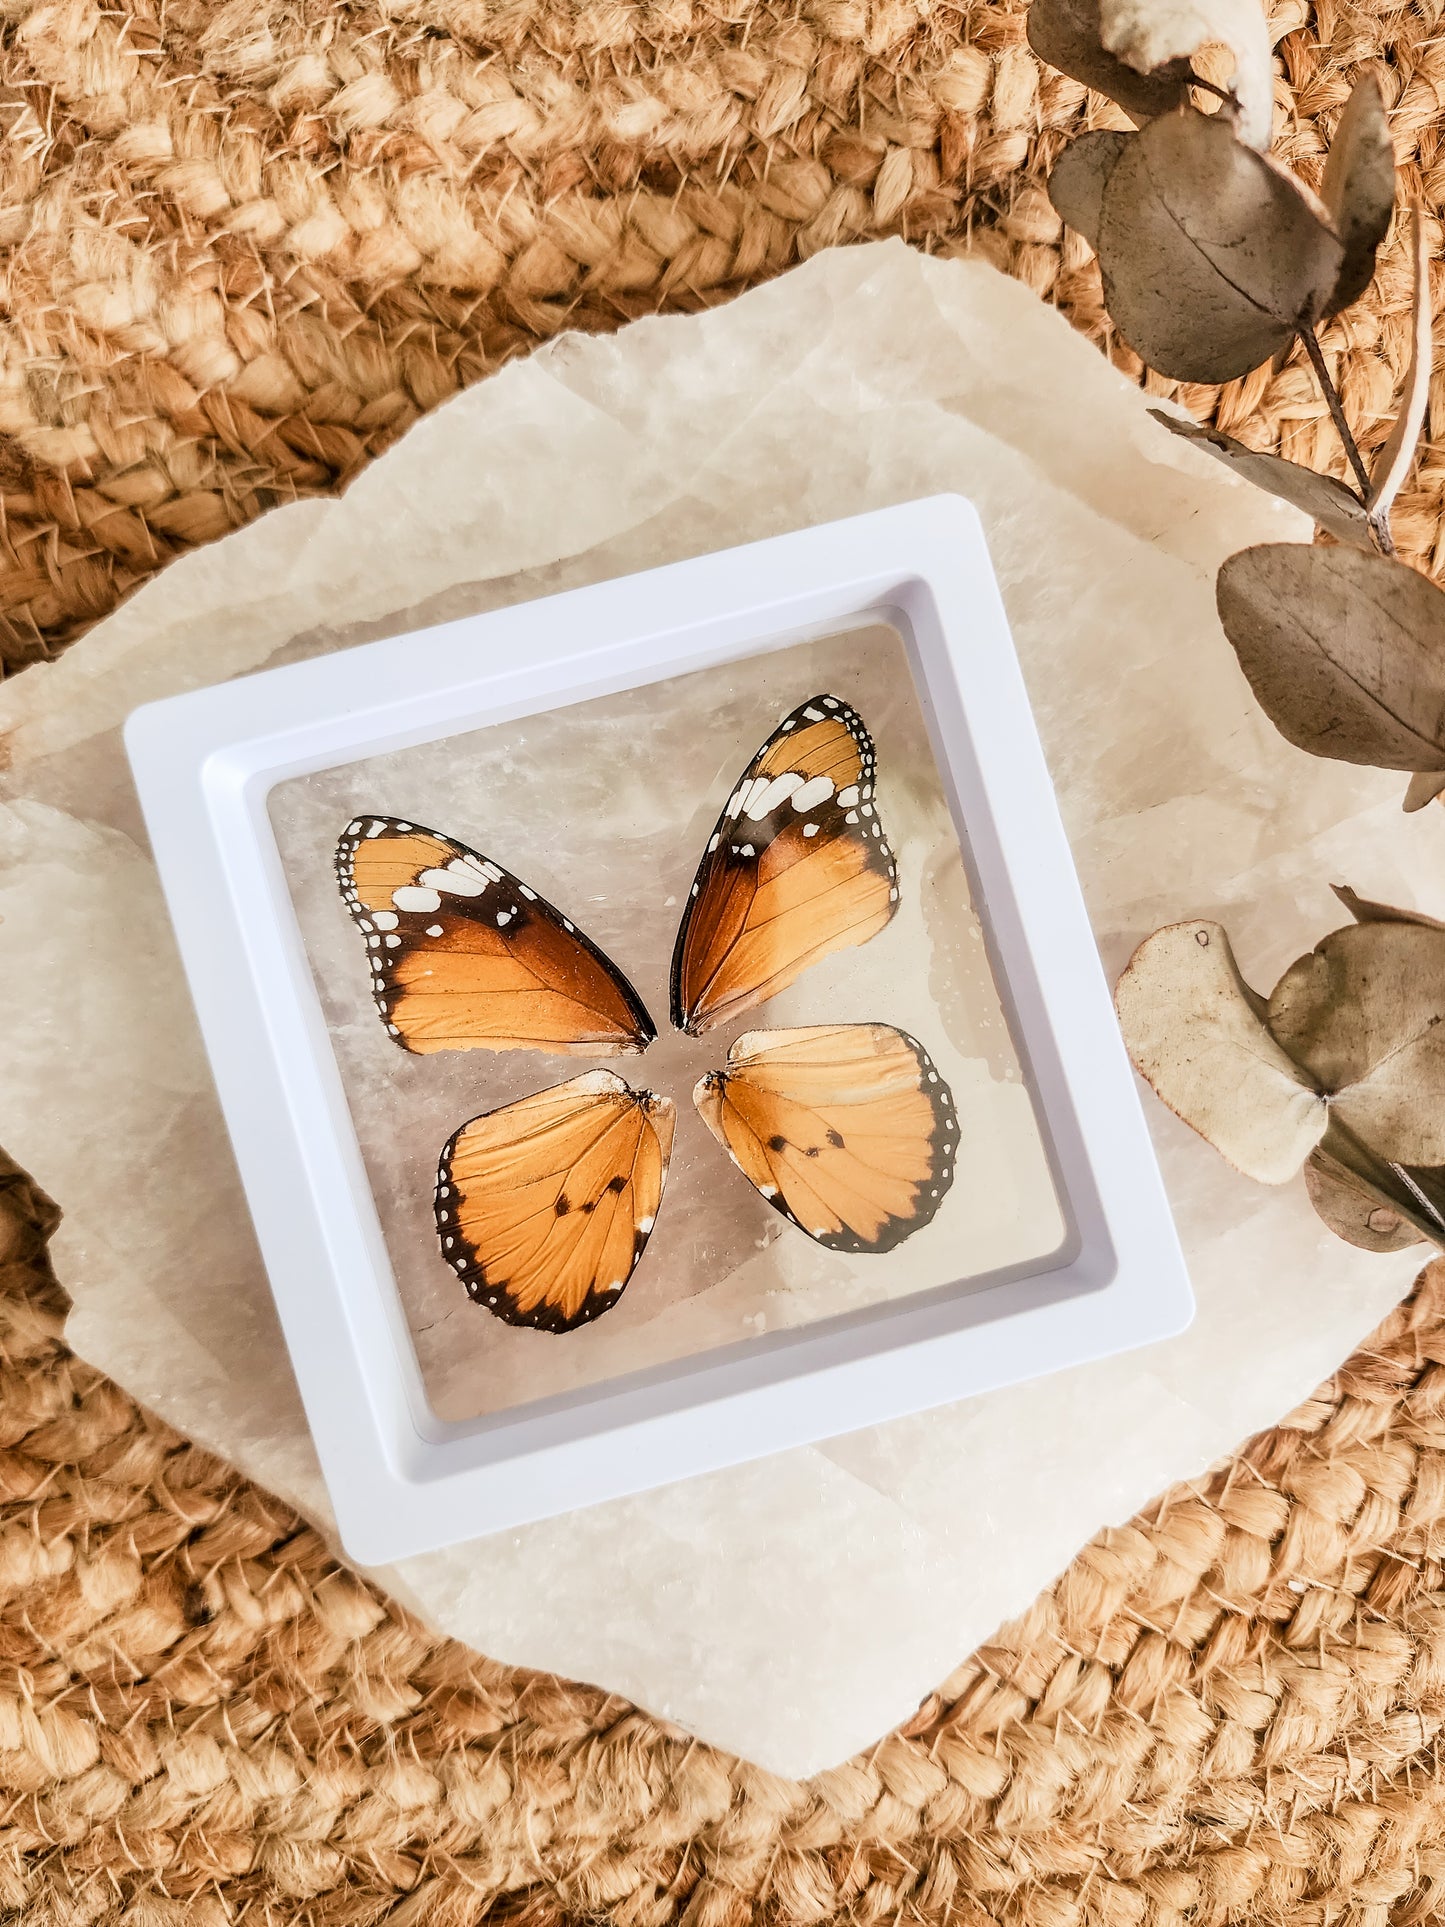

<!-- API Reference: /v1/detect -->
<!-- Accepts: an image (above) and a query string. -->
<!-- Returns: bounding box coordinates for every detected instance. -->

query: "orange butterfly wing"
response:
[693,1024,959,1252]
[436,1070,675,1331]
[336,817,654,1056]
[670,695,898,1036]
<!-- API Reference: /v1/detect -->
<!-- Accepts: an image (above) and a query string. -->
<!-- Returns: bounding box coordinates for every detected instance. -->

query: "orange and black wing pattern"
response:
[436,1070,675,1331]
[693,1023,958,1253]
[336,817,654,1057]
[670,695,898,1036]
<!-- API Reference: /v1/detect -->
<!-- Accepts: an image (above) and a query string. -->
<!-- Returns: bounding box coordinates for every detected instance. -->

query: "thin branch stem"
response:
[1297,325,1375,504]
[1188,74,1233,106]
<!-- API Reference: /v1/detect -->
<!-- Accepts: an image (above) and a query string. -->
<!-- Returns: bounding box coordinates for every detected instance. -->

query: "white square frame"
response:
[125,495,1192,1565]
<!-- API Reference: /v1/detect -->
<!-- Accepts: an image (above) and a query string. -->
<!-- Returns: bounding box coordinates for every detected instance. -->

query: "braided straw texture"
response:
[7,0,1445,1919]
[0,0,1437,673]
[8,1166,1445,1924]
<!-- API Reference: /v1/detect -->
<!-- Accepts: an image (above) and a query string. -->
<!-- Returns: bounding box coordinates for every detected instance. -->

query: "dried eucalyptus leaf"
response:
[1320,73,1395,318]
[1100,0,1274,150]
[1304,1145,1426,1252]
[1150,408,1371,549]
[1028,0,1192,122]
[1216,544,1445,771]
[1115,920,1327,1183]
[1331,884,1445,930]
[1367,202,1429,519]
[1097,109,1344,383]
[1405,770,1445,812]
[1049,132,1132,251]
[1267,920,1445,1165]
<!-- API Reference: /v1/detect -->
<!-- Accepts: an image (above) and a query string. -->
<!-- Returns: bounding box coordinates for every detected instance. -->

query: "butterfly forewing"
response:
[693,1023,959,1252]
[336,817,654,1055]
[436,1069,675,1331]
[670,695,899,1036]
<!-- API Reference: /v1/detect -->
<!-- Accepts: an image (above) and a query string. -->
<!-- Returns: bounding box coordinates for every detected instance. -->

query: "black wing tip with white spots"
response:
[333,815,425,1048]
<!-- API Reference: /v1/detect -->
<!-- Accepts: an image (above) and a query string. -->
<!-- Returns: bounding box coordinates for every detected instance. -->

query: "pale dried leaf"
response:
[1321,73,1395,318]
[1150,408,1370,548]
[1367,202,1430,519]
[1216,544,1445,771]
[1115,920,1326,1183]
[1049,132,1132,252]
[1028,0,1191,121]
[1100,0,1273,149]
[1405,770,1445,812]
[1097,109,1343,383]
[1304,1145,1426,1252]
[1268,921,1445,1164]
[1331,884,1445,930]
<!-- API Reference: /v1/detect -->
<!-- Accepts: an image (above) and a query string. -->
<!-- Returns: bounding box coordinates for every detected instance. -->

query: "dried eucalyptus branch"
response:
[1032,0,1439,814]
[1028,0,1445,1258]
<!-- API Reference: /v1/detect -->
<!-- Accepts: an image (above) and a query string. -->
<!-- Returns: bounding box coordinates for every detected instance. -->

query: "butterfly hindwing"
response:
[436,1070,675,1331]
[336,817,654,1056]
[670,695,899,1036]
[693,1023,959,1252]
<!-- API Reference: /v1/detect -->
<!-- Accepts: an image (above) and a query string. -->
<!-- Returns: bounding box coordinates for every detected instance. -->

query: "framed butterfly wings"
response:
[438,1071,674,1332]
[336,817,654,1056]
[694,1025,960,1253]
[670,696,900,1037]
[334,691,958,1336]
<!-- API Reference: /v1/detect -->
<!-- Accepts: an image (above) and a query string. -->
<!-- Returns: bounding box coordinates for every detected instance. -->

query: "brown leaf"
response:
[1331,884,1445,930]
[1048,131,1132,252]
[1321,72,1396,318]
[1028,0,1191,122]
[1097,109,1344,383]
[1115,920,1327,1183]
[1150,408,1371,549]
[1100,0,1273,150]
[1304,1142,1426,1252]
[1367,201,1430,521]
[1215,544,1445,771]
[1267,920,1445,1164]
[1405,770,1445,812]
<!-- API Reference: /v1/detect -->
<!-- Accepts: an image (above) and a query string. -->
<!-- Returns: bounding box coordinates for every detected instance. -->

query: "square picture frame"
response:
[124,494,1193,1565]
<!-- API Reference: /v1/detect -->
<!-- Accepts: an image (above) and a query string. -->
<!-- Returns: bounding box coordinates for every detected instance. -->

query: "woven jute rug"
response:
[6,0,1445,1921]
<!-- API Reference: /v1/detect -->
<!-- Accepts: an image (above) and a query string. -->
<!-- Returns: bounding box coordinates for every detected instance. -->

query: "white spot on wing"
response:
[419,865,484,896]
[790,775,834,812]
[393,886,441,913]
[372,910,399,931]
[837,785,860,808]
[745,771,803,819]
